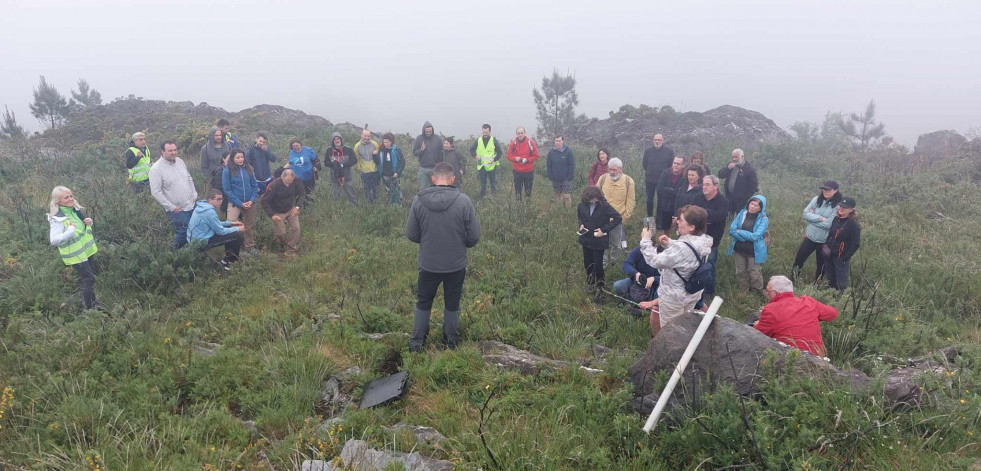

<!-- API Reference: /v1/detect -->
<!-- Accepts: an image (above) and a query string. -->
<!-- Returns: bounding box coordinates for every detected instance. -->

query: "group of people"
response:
[50,121,859,358]
[575,134,861,355]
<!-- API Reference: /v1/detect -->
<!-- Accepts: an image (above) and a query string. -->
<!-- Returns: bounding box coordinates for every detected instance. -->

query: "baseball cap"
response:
[838,197,856,209]
[820,180,839,191]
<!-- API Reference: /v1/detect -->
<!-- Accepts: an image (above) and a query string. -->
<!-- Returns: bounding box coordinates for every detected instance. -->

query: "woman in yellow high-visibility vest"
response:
[47,186,102,311]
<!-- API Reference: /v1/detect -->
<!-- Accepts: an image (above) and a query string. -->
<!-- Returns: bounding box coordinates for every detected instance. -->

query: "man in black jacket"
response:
[692,175,729,302]
[641,133,675,217]
[324,132,358,206]
[406,162,481,352]
[655,156,686,236]
[825,197,861,294]
[412,121,444,191]
[717,148,759,216]
[246,133,277,195]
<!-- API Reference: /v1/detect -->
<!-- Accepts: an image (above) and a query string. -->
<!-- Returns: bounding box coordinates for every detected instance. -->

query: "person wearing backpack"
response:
[639,204,713,335]
[727,195,769,295]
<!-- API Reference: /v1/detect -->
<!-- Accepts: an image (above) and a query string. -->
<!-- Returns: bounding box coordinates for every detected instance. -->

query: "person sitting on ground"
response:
[727,195,769,295]
[262,168,304,255]
[639,205,712,336]
[188,188,244,269]
[612,246,660,306]
[754,275,839,357]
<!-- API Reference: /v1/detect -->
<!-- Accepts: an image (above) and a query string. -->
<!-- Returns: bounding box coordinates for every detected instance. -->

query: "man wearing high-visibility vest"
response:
[468,124,505,200]
[124,131,152,193]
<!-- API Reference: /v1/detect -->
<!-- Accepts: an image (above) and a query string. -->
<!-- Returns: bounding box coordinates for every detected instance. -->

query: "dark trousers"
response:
[205,232,243,262]
[702,245,720,301]
[300,178,316,206]
[167,209,193,249]
[478,168,497,199]
[361,172,380,202]
[130,180,149,194]
[793,237,827,281]
[73,259,98,309]
[826,257,850,292]
[582,246,606,289]
[513,171,534,200]
[645,181,657,217]
[412,268,466,351]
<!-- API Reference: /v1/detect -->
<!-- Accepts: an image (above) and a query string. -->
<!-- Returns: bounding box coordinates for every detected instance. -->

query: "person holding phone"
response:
[577,186,623,303]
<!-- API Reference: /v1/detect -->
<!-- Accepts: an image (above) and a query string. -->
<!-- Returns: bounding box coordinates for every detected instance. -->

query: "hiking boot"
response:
[220,259,232,271]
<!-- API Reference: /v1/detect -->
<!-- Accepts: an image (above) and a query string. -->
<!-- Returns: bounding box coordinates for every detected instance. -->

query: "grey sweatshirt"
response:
[149,157,198,212]
[405,185,480,273]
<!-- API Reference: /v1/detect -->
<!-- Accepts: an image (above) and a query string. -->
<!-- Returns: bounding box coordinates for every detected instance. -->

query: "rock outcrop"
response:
[570,104,790,155]
[302,438,453,471]
[914,130,967,160]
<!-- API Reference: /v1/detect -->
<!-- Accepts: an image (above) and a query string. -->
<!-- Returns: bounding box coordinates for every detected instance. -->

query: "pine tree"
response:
[0,106,25,140]
[837,100,887,152]
[29,76,69,129]
[71,78,102,107]
[532,70,582,140]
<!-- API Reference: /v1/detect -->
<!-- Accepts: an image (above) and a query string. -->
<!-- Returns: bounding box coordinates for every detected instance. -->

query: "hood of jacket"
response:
[330,132,344,148]
[209,126,225,145]
[417,185,461,212]
[421,121,435,135]
[745,194,767,212]
[193,199,216,215]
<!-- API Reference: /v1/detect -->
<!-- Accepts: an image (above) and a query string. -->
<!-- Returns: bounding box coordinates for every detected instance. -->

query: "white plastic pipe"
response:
[642,296,723,433]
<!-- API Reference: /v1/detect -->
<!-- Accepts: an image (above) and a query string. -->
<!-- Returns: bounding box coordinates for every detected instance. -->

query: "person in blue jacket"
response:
[727,194,769,294]
[612,247,660,303]
[222,149,259,254]
[287,138,321,203]
[792,180,842,281]
[188,188,244,269]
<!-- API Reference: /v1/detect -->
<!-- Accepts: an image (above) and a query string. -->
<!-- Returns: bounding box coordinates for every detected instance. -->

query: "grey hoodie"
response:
[412,121,444,168]
[200,126,231,179]
[406,185,480,273]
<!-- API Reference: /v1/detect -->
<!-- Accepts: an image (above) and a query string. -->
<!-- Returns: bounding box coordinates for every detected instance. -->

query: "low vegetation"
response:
[0,117,979,469]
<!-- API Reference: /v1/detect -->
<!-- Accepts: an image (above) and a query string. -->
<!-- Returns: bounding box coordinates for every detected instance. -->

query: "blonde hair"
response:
[48,186,81,216]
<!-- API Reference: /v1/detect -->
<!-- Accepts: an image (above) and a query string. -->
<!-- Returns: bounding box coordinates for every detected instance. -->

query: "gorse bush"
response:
[0,122,979,469]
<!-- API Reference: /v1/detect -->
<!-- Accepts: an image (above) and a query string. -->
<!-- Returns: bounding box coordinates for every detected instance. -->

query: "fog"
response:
[2,0,978,146]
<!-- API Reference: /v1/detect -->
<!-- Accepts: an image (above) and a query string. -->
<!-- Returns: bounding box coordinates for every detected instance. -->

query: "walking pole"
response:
[642,296,723,434]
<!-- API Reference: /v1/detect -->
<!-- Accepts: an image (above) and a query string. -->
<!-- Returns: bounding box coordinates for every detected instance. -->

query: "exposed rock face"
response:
[571,104,790,155]
[302,438,454,471]
[477,341,603,375]
[914,130,967,160]
[627,312,956,415]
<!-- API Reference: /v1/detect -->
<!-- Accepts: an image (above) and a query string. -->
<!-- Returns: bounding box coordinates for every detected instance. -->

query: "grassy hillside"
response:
[1,125,979,469]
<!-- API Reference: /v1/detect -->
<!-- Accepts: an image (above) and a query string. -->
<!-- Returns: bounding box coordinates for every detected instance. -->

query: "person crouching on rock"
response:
[755,275,838,357]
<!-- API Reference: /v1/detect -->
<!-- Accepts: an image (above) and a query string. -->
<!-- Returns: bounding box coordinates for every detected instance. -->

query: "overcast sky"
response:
[2,0,978,146]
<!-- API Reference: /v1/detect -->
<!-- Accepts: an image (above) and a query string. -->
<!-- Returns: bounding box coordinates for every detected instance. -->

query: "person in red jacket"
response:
[754,275,839,357]
[506,126,539,201]
[588,149,610,186]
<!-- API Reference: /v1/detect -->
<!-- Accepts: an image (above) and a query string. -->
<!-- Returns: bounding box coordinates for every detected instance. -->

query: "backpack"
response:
[628,277,656,303]
[673,241,713,294]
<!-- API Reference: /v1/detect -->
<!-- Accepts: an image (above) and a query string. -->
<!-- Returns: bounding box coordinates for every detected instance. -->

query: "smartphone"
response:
[643,217,655,230]
[577,228,589,236]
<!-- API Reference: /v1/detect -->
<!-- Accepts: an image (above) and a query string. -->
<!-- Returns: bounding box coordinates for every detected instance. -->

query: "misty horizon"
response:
[2,0,978,147]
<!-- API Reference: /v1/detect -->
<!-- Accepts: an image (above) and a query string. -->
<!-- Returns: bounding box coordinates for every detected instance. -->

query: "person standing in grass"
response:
[413,121,444,191]
[324,132,358,206]
[675,165,705,213]
[654,156,686,236]
[287,138,321,203]
[123,131,152,193]
[639,205,712,335]
[577,186,623,304]
[596,158,635,266]
[149,140,198,249]
[201,126,231,182]
[217,118,240,150]
[755,275,838,356]
[692,175,728,303]
[506,126,539,201]
[792,180,842,282]
[546,135,575,207]
[222,149,260,255]
[406,162,481,352]
[690,151,711,177]
[824,197,861,294]
[727,195,769,294]
[718,148,759,217]
[47,186,103,311]
[642,133,675,217]
[353,128,381,202]
[377,133,405,205]
[442,137,466,190]
[246,132,277,196]
[469,124,504,200]
[262,168,304,255]
[588,148,610,186]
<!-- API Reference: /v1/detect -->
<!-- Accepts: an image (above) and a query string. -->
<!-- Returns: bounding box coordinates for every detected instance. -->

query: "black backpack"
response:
[673,241,713,294]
